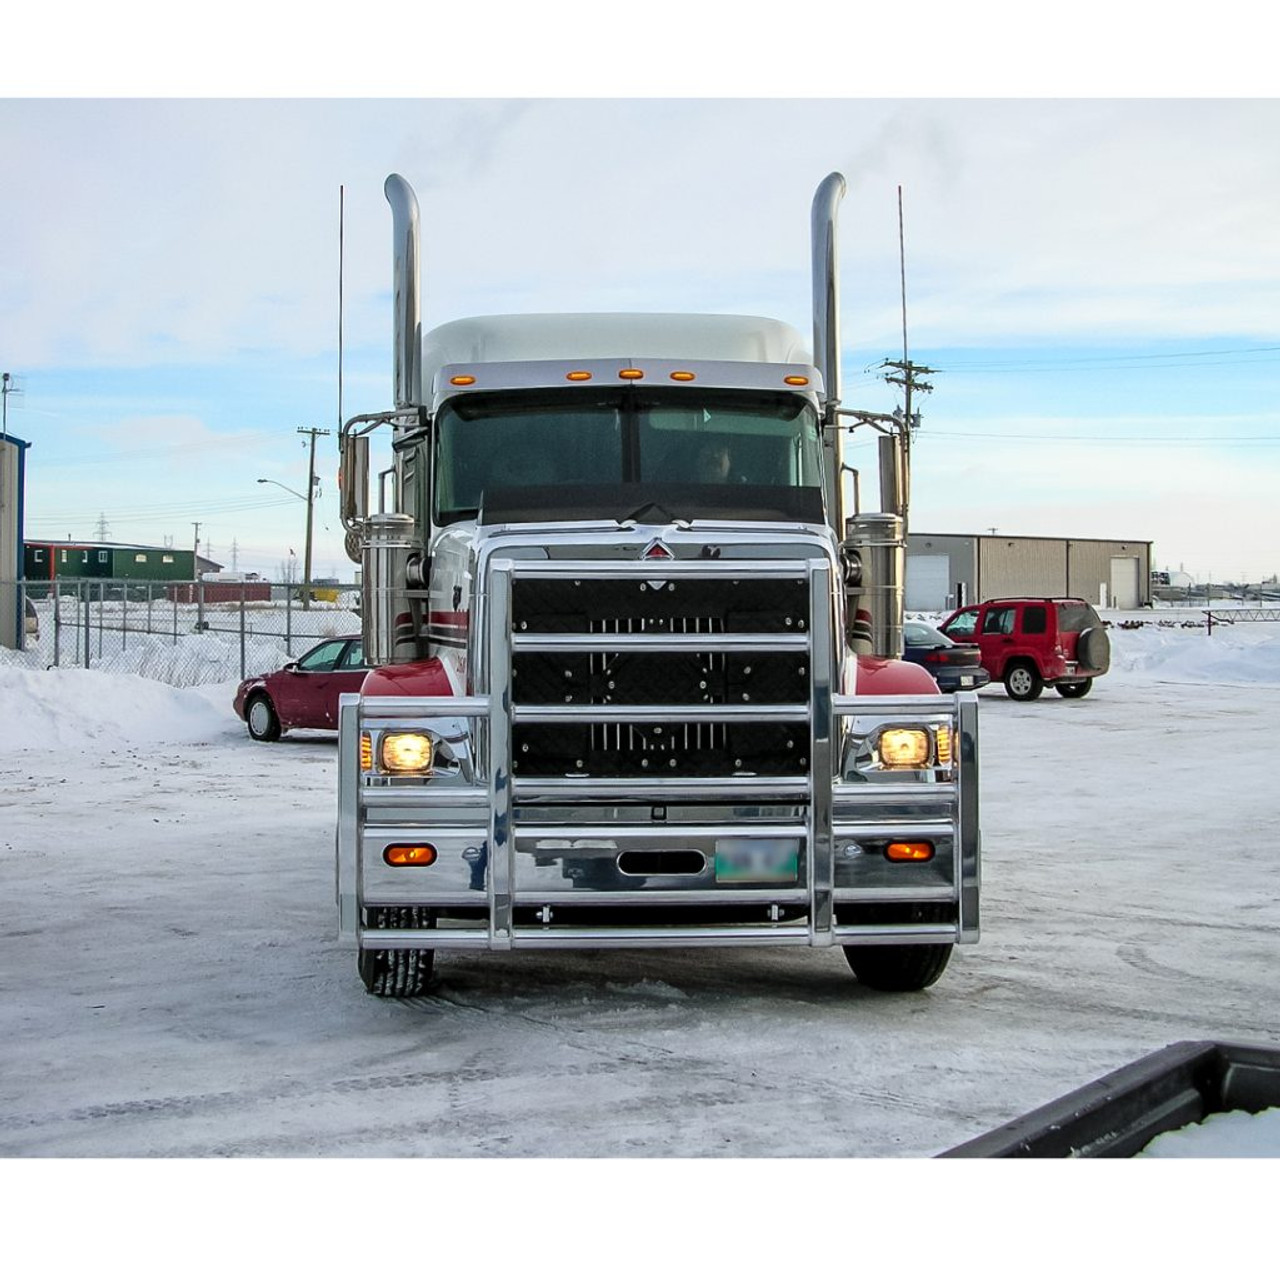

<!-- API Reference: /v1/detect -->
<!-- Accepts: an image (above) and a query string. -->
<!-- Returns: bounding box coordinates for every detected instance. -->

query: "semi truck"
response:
[335,171,980,997]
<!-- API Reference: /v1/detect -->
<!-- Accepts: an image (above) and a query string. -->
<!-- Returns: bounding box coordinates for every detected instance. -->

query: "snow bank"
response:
[904,611,1280,688]
[0,666,240,750]
[1138,1107,1280,1158]
[1109,620,1280,685]
[3,617,1279,754]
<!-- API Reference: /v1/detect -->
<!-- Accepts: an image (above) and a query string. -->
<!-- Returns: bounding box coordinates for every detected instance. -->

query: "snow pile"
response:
[0,666,239,750]
[1109,620,1280,685]
[1138,1107,1280,1158]
[3,618,1279,754]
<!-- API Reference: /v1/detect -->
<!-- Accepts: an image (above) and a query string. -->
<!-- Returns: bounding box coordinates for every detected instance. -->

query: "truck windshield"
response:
[434,387,822,523]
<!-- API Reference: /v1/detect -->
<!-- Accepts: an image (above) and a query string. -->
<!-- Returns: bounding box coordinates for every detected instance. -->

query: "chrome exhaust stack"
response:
[338,174,426,665]
[811,171,846,422]
[384,173,423,418]
[812,171,905,659]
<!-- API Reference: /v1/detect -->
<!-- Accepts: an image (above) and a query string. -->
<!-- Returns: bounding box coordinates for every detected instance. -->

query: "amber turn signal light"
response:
[384,844,438,867]
[885,841,934,863]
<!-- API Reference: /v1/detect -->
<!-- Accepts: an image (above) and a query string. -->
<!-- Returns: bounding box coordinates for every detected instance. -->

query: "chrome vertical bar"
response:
[808,563,835,945]
[336,693,361,939]
[956,691,982,943]
[488,559,514,949]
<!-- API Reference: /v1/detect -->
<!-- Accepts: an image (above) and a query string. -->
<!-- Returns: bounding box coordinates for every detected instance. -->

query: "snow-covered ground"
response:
[3,611,1277,1259]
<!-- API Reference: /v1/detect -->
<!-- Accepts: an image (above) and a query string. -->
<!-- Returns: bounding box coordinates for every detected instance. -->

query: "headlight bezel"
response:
[842,717,957,780]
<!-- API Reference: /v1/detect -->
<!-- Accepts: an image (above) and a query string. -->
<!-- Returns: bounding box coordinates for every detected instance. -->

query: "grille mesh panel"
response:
[510,572,811,778]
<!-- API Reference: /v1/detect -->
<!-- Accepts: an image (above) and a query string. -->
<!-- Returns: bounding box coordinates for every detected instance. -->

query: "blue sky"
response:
[4,26,1278,582]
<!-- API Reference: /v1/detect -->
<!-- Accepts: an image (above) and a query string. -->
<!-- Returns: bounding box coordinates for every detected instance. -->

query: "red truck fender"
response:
[853,653,941,696]
[360,658,455,699]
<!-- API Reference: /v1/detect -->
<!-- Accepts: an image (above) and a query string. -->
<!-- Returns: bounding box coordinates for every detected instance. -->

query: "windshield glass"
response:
[434,388,821,523]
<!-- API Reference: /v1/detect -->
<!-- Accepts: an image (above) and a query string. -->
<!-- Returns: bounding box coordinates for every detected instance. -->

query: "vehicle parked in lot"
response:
[233,635,367,740]
[938,598,1110,701]
[901,620,991,693]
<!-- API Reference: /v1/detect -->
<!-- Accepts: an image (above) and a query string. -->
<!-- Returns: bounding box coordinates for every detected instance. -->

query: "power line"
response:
[892,429,1280,446]
[931,345,1280,375]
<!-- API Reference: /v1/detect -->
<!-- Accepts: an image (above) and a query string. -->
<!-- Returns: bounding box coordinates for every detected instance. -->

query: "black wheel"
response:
[245,694,281,741]
[843,943,953,992]
[1057,678,1093,698]
[359,947,436,996]
[358,906,436,996]
[1004,661,1043,701]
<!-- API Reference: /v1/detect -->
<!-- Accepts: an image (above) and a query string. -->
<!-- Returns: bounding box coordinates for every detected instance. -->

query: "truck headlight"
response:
[878,727,932,769]
[379,732,435,775]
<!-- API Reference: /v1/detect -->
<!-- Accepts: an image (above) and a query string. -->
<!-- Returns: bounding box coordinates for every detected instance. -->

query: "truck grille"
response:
[509,573,812,778]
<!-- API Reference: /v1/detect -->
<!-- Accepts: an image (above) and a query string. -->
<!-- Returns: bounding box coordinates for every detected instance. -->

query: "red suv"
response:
[938,598,1110,701]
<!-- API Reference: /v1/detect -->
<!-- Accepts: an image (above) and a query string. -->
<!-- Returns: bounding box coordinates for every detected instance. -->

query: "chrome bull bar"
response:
[337,556,979,951]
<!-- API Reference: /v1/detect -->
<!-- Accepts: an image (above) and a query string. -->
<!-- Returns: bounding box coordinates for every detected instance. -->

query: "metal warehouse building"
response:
[906,532,1152,613]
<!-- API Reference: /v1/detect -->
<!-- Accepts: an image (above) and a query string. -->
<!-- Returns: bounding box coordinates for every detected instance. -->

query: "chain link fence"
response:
[1,579,362,687]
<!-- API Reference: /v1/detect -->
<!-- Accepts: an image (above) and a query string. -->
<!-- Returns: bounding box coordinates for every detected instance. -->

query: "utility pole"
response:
[880,359,935,530]
[192,521,203,628]
[297,426,332,611]
[878,185,935,532]
[1,372,18,441]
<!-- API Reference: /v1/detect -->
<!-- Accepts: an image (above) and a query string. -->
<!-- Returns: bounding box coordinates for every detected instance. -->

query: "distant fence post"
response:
[239,583,247,679]
[52,585,62,668]
[122,580,128,653]
[82,581,90,668]
[286,586,293,653]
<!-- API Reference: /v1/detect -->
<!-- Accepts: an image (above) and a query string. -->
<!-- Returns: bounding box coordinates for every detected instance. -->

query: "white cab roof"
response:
[421,313,812,389]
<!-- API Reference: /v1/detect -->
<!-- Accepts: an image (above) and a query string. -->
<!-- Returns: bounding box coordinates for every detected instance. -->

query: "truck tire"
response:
[246,694,281,741]
[843,943,953,992]
[1057,678,1093,698]
[1004,661,1043,701]
[358,906,436,996]
[359,946,435,996]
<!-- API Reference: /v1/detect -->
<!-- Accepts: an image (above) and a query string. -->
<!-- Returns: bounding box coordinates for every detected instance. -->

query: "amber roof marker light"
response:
[784,375,810,387]
[450,374,477,386]
[669,371,696,382]
[618,368,645,380]
[566,370,593,382]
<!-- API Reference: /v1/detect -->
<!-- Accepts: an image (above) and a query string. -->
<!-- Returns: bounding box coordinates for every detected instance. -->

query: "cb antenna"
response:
[338,185,345,436]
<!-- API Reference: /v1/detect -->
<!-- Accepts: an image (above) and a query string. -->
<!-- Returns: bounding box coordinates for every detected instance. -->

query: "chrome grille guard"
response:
[337,555,979,950]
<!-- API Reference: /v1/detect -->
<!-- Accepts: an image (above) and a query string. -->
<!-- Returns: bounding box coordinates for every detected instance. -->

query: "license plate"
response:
[960,675,975,686]
[714,838,800,883]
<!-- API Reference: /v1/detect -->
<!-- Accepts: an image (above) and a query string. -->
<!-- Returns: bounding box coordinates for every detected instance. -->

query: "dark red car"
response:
[233,635,368,740]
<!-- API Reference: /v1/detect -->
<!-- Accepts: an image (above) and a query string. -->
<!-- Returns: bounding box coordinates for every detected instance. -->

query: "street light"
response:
[258,476,318,610]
